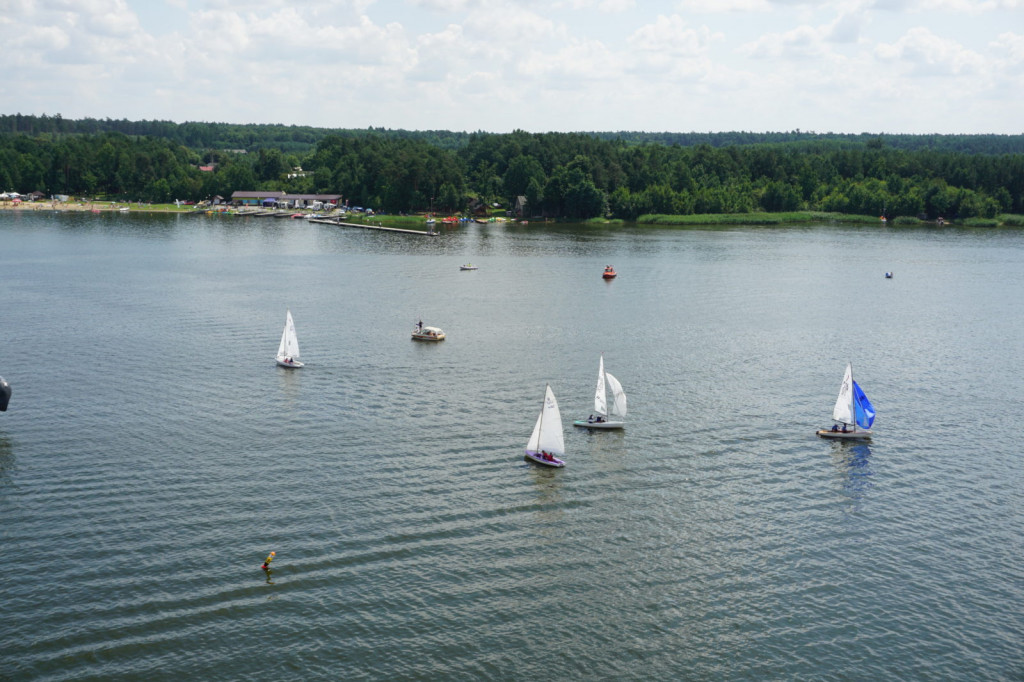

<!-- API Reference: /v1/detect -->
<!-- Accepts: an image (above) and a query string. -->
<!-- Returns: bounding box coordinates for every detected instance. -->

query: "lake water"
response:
[1,211,1022,680]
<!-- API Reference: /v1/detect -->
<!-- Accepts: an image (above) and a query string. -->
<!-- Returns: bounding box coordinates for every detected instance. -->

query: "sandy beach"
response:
[0,201,188,213]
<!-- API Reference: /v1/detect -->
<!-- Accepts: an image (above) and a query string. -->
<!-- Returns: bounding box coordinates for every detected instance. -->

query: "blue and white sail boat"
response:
[817,362,874,440]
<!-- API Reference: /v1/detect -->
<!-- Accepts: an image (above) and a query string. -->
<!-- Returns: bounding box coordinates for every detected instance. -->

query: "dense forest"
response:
[2,113,1022,220]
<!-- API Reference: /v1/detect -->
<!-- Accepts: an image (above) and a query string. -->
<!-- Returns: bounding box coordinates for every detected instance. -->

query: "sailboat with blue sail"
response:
[817,362,875,440]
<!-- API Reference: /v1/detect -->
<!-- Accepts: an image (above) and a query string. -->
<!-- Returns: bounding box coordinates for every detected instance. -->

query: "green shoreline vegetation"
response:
[7,200,1022,230]
[1,113,1022,225]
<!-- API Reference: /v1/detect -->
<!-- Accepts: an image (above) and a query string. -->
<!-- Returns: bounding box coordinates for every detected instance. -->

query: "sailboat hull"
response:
[573,419,624,429]
[276,357,304,368]
[816,429,870,440]
[524,451,565,467]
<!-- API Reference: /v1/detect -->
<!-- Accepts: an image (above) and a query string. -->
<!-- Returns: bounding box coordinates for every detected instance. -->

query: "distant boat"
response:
[885,272,893,279]
[275,310,304,368]
[603,265,617,279]
[412,321,445,341]
[525,384,565,467]
[816,363,874,440]
[460,263,478,270]
[574,355,626,429]
[0,376,10,412]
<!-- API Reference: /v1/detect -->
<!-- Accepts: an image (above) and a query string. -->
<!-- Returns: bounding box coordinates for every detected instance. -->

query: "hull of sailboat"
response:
[459,266,478,270]
[411,332,445,341]
[276,357,304,368]
[573,419,624,429]
[524,450,565,467]
[816,429,871,440]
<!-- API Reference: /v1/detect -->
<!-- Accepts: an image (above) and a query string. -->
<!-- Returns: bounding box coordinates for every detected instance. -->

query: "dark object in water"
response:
[0,376,10,412]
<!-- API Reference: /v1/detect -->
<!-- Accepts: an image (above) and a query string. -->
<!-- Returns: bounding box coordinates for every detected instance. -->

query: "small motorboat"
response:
[412,324,446,341]
[885,272,893,279]
[0,376,10,412]
[602,265,617,279]
[460,263,478,271]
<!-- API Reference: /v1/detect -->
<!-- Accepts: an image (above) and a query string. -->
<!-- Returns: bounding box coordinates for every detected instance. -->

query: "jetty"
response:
[309,217,438,236]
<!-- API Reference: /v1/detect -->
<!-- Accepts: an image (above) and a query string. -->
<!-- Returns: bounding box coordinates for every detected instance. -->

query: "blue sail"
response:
[852,381,875,429]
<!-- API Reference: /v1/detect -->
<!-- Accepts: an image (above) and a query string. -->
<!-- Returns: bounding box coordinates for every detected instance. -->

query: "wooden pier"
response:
[309,218,438,236]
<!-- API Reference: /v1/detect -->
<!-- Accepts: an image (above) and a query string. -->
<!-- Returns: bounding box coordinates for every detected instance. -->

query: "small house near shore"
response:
[230,191,342,209]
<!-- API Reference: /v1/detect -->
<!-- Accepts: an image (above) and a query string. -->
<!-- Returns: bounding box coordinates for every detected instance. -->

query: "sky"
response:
[1,0,1022,134]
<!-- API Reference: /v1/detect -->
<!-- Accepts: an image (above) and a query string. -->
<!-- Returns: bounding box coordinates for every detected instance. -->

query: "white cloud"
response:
[875,27,986,76]
[990,31,1024,63]
[677,0,772,11]
[741,24,833,60]
[0,0,1021,132]
[628,15,718,55]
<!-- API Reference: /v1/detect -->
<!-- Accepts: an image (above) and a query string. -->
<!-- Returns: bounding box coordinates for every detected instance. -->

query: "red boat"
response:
[602,265,617,279]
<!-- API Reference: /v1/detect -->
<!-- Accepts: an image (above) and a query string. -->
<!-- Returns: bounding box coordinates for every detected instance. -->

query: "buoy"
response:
[261,551,276,570]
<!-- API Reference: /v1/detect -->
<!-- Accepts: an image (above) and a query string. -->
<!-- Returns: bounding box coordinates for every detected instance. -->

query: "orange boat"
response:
[602,265,617,279]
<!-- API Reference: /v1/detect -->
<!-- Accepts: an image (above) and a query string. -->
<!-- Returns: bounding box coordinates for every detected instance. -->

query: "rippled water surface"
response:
[2,211,1023,680]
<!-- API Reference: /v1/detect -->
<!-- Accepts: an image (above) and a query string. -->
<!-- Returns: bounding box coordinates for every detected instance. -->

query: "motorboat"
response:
[412,324,446,341]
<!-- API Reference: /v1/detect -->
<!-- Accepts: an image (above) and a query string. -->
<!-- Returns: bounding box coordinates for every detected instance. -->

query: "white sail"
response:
[526,385,564,456]
[593,355,608,415]
[277,310,301,361]
[605,372,627,419]
[831,362,854,425]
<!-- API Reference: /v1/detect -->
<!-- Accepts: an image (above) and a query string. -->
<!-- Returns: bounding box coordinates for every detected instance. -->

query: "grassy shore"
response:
[638,211,885,226]
[5,202,1022,229]
[0,200,196,212]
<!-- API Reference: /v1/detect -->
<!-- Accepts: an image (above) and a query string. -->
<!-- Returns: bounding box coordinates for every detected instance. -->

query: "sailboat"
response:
[275,310,304,368]
[574,355,626,429]
[524,384,565,467]
[816,362,874,439]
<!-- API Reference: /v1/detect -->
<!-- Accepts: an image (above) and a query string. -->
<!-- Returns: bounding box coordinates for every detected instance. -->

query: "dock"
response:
[309,218,438,236]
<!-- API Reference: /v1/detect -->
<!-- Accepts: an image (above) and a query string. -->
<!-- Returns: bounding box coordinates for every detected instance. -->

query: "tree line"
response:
[1,114,1022,220]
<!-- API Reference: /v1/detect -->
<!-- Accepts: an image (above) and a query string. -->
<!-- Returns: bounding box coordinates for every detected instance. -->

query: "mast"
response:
[595,355,607,417]
[849,363,857,431]
[538,384,547,438]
